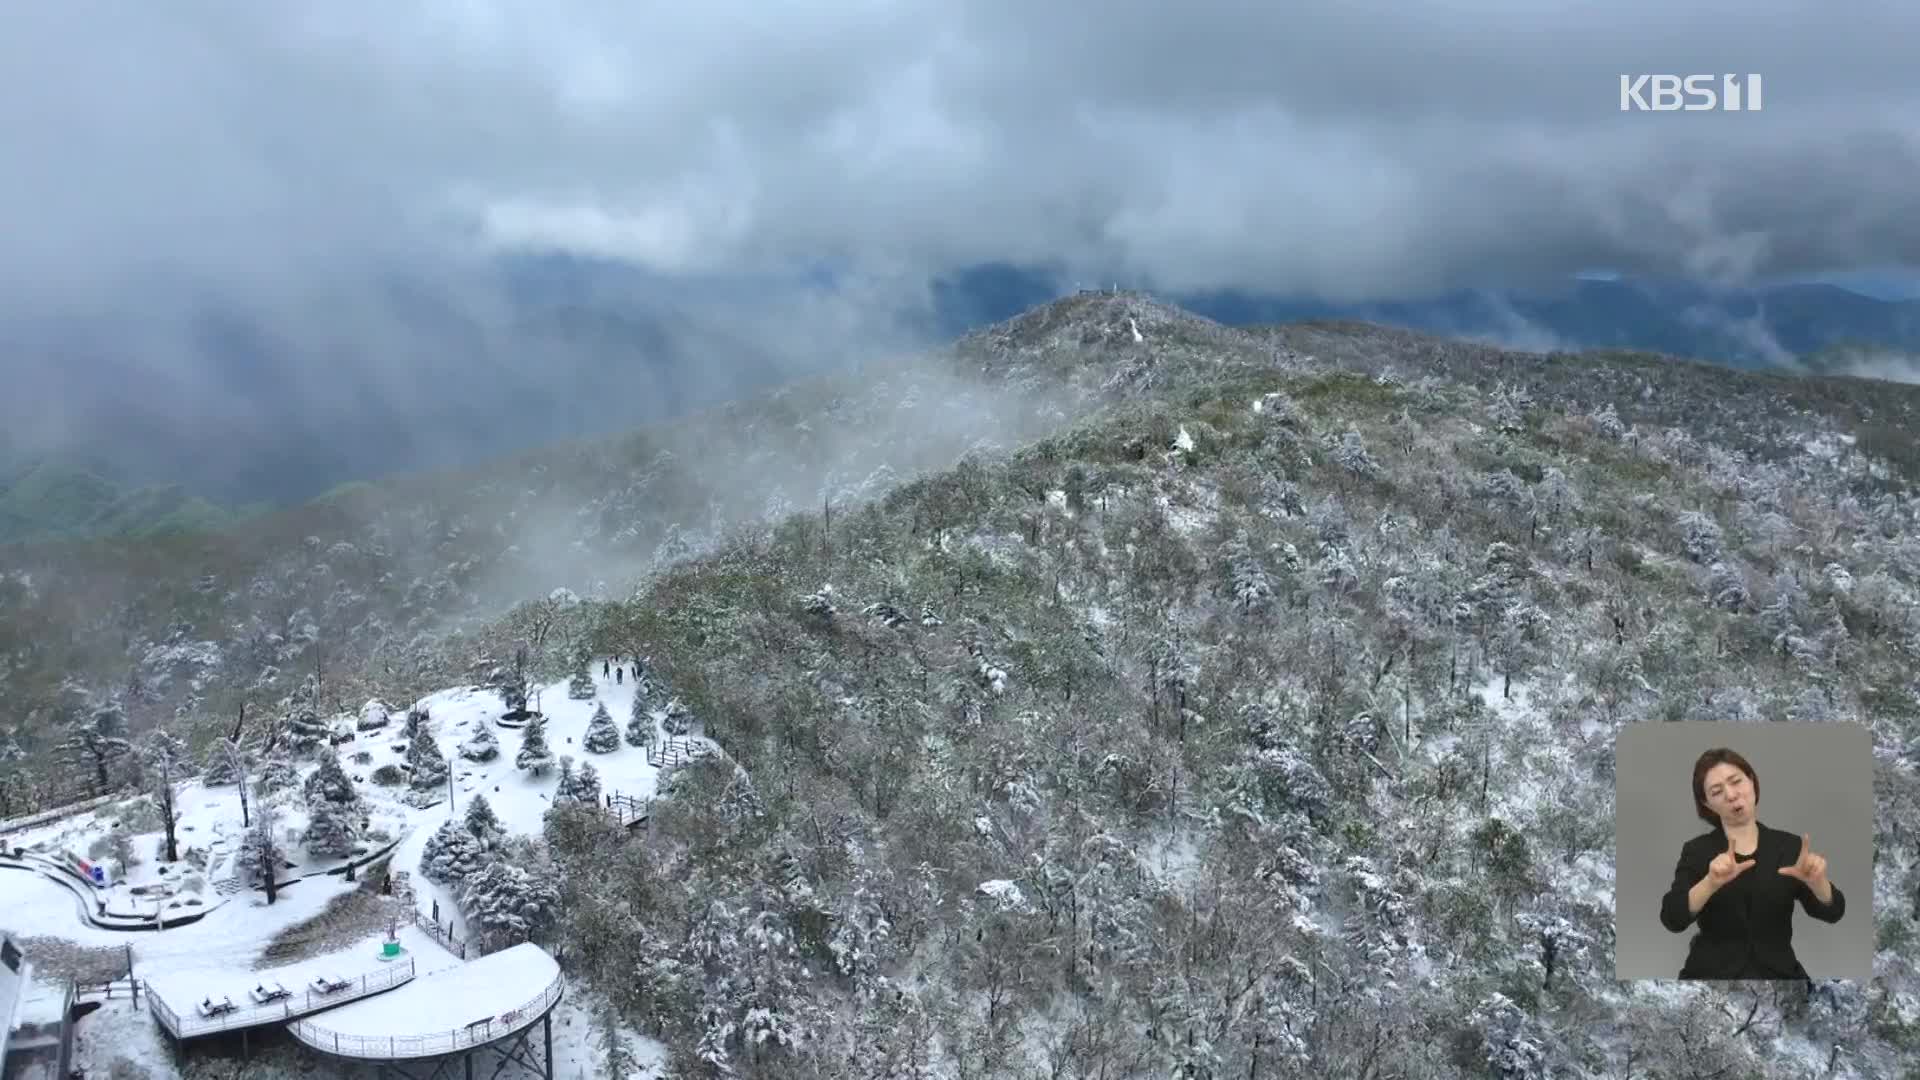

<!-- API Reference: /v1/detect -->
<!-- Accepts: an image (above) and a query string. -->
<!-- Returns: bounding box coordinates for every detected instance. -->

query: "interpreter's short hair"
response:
[1691,747,1759,825]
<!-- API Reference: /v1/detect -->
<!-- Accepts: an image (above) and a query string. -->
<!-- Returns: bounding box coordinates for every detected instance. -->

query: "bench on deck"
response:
[197,995,237,1018]
[311,974,352,995]
[249,982,291,1005]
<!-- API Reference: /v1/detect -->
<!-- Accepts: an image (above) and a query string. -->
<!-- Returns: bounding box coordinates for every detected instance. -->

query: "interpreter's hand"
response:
[1705,831,1756,888]
[1777,833,1830,893]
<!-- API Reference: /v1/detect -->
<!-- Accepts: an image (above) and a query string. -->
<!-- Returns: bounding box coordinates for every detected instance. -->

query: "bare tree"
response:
[141,728,186,863]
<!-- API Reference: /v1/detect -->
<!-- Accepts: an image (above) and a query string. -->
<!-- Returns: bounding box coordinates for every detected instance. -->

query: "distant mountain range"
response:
[5,256,1920,543]
[929,263,1920,370]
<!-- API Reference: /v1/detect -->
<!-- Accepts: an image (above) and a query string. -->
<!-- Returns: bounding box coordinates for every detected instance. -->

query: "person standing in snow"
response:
[616,667,623,685]
[603,659,610,677]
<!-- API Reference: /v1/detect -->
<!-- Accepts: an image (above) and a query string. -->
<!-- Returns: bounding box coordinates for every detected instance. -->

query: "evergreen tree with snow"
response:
[568,653,596,700]
[555,755,576,799]
[459,860,561,949]
[239,801,282,904]
[304,790,358,858]
[459,718,499,762]
[463,792,502,841]
[406,725,449,794]
[283,693,331,758]
[357,700,392,732]
[422,818,488,885]
[583,702,620,754]
[572,761,602,805]
[253,751,298,799]
[516,714,556,775]
[594,998,637,1079]
[625,693,656,749]
[662,697,693,737]
[500,674,529,719]
[1334,429,1381,482]
[402,706,428,742]
[303,748,361,813]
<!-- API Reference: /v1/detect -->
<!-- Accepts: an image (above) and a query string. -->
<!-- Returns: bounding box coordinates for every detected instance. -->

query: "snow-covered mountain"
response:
[4,293,1920,1077]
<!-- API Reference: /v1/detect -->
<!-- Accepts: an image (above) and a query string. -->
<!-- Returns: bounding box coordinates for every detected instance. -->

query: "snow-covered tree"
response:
[463,793,502,841]
[594,998,637,1079]
[583,702,620,754]
[1677,510,1723,564]
[568,654,596,700]
[802,584,838,618]
[571,761,602,805]
[1223,531,1273,614]
[303,749,360,812]
[406,725,449,795]
[1470,992,1549,1078]
[625,693,656,749]
[238,801,282,904]
[357,700,392,732]
[516,715,556,775]
[141,728,187,863]
[200,737,241,786]
[1590,401,1625,439]
[1708,561,1750,612]
[283,701,331,757]
[215,737,255,828]
[1335,429,1381,482]
[460,860,561,949]
[422,818,488,885]
[254,751,298,799]
[662,698,693,737]
[61,699,130,796]
[500,675,529,719]
[459,719,499,762]
[304,791,358,859]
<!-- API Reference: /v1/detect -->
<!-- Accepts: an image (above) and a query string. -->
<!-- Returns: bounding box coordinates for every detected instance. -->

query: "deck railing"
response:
[288,970,564,1059]
[145,958,417,1039]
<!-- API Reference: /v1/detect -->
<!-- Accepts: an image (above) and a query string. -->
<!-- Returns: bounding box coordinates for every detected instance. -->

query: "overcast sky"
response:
[3,1,1918,492]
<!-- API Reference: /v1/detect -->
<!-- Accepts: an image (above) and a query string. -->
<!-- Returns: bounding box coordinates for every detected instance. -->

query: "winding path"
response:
[0,854,218,932]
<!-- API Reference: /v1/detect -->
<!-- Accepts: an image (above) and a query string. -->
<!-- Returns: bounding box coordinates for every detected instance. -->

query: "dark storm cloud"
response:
[1,0,1916,490]
[7,0,1917,299]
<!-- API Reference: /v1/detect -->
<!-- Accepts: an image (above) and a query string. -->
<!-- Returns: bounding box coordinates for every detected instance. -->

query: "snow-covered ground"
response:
[3,660,689,1077]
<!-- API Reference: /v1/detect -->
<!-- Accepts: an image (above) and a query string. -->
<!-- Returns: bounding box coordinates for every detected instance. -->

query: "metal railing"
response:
[288,968,564,1059]
[145,958,417,1040]
[409,905,466,960]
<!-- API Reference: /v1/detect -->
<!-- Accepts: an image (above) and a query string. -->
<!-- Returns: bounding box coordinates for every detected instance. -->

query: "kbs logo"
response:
[1620,74,1763,111]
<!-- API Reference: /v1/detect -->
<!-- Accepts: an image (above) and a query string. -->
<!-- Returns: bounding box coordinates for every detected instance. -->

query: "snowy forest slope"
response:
[5,292,1920,1075]
[540,295,1920,1078]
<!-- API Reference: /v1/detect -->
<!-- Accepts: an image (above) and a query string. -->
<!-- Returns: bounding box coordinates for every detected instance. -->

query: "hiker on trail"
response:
[603,660,610,677]
[616,667,623,685]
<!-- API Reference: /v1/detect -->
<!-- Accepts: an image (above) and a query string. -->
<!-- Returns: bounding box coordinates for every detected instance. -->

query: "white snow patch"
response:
[1129,317,1143,343]
[976,880,1030,912]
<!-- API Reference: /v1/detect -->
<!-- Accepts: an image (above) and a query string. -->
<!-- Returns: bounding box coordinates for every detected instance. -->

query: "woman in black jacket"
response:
[1659,748,1844,979]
